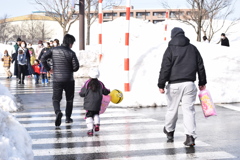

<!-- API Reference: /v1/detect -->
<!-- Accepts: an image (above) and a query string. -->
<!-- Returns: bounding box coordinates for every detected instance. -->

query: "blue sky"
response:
[0,0,240,19]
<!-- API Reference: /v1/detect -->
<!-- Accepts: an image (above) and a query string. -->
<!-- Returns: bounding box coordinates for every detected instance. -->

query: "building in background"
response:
[89,6,194,24]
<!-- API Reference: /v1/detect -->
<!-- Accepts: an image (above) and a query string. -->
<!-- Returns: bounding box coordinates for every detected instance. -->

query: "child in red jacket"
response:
[32,60,40,84]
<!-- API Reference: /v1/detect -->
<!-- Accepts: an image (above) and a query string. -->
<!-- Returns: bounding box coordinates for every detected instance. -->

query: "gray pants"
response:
[165,82,197,138]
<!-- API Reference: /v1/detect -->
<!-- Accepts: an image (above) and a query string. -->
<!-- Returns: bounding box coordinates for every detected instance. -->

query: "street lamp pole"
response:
[79,0,85,50]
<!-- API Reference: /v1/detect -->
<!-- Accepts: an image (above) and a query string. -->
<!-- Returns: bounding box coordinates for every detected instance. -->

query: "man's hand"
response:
[159,88,165,94]
[199,85,206,90]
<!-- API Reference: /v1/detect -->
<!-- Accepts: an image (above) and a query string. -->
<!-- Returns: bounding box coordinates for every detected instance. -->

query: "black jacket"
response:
[221,37,230,47]
[41,45,79,82]
[158,31,207,89]
[79,79,110,111]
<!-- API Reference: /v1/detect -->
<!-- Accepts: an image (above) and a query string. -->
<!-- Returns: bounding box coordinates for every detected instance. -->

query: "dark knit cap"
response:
[17,38,21,42]
[171,27,185,38]
[38,40,43,44]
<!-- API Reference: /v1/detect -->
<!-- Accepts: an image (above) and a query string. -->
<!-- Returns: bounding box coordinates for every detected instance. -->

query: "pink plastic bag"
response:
[100,95,111,114]
[198,89,217,117]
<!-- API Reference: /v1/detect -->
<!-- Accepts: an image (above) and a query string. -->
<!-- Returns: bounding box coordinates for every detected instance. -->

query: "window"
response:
[153,12,166,18]
[153,20,164,24]
[120,12,126,16]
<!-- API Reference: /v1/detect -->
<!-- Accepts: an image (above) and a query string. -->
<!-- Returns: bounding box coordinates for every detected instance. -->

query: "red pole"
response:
[164,11,169,41]
[124,0,131,92]
[98,0,103,62]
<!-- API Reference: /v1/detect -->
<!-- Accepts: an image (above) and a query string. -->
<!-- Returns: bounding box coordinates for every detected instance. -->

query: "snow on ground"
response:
[0,108,34,160]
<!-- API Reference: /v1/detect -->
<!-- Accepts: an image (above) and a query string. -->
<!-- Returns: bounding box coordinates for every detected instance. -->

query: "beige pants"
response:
[4,67,12,77]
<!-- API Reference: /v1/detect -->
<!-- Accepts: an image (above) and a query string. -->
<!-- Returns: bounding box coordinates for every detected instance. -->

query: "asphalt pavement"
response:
[1,76,240,160]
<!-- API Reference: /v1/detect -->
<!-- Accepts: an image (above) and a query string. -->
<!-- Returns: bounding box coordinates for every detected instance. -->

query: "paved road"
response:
[1,77,240,160]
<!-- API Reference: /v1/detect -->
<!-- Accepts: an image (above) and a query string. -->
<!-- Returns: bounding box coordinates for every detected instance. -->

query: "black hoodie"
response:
[158,27,207,89]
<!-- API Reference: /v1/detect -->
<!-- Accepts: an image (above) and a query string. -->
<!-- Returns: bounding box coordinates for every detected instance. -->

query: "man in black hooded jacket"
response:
[41,34,79,127]
[158,27,207,146]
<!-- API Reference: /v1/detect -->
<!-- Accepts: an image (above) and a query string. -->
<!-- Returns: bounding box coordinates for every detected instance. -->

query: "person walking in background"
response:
[202,36,209,43]
[38,42,51,83]
[11,38,21,79]
[1,50,12,79]
[221,33,230,47]
[158,27,207,146]
[41,34,79,127]
[53,39,60,47]
[32,60,40,84]
[35,40,44,59]
[79,68,110,136]
[49,40,54,47]
[17,41,34,84]
[28,43,36,65]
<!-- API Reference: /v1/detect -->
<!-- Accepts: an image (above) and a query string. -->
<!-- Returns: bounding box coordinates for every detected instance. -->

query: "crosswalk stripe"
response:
[11,108,127,116]
[19,118,157,128]
[33,141,210,156]
[28,124,164,134]
[15,113,146,121]
[218,104,240,111]
[101,152,236,160]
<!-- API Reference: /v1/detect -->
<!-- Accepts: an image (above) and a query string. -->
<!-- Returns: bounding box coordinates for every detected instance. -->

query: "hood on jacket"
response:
[169,27,190,46]
[171,27,184,38]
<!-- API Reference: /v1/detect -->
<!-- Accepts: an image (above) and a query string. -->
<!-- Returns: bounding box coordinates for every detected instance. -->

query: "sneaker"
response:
[18,81,21,84]
[55,112,63,127]
[87,129,93,136]
[184,135,195,146]
[65,117,73,123]
[163,127,174,141]
[94,124,100,132]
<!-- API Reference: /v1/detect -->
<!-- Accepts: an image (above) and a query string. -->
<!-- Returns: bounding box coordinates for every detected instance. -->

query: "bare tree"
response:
[85,0,123,45]
[25,14,40,44]
[31,0,79,36]
[0,14,11,43]
[37,21,53,42]
[11,23,26,40]
[202,0,239,42]
[161,0,237,42]
[24,14,53,43]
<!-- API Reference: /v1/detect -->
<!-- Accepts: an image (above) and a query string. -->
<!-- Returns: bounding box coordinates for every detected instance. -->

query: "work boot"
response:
[184,135,195,147]
[163,127,174,141]
[65,117,73,123]
[55,112,63,127]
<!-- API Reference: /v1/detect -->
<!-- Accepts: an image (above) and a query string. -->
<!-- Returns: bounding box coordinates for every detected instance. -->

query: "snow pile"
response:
[0,108,34,160]
[85,18,240,107]
[0,83,20,112]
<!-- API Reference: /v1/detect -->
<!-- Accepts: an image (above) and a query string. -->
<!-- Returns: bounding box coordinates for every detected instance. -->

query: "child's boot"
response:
[93,114,100,132]
[45,78,49,84]
[86,117,94,136]
[42,79,45,84]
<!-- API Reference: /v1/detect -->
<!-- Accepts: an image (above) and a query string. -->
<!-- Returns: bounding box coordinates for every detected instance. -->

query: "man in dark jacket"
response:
[220,33,230,47]
[158,27,207,146]
[11,37,21,78]
[41,34,80,127]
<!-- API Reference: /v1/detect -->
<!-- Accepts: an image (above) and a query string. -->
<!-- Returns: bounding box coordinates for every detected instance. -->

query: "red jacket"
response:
[32,64,40,74]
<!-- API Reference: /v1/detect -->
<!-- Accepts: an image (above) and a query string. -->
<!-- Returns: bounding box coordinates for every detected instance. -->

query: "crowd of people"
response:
[1,38,60,84]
